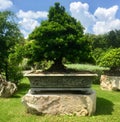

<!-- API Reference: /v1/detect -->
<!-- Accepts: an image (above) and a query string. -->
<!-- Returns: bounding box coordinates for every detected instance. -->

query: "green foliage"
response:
[106,30,120,48]
[86,30,120,65]
[0,11,24,81]
[90,30,120,50]
[28,3,92,70]
[34,60,53,70]
[7,62,23,84]
[99,48,120,70]
[91,48,106,65]
[91,34,108,49]
[23,40,37,65]
[21,58,31,70]
[7,44,24,84]
[22,40,53,70]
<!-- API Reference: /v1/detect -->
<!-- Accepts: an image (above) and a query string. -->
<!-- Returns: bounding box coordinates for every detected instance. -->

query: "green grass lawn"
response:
[0,77,120,122]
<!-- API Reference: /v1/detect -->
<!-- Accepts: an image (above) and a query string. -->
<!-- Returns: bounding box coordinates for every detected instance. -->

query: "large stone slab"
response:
[22,90,96,116]
[100,75,120,91]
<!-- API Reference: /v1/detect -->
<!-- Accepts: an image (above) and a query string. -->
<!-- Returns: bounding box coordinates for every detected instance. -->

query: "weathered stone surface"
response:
[0,77,17,97]
[25,73,97,93]
[22,90,96,116]
[100,75,120,91]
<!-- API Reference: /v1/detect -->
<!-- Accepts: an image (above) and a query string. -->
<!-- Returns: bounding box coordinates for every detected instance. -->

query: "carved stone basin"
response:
[25,73,97,94]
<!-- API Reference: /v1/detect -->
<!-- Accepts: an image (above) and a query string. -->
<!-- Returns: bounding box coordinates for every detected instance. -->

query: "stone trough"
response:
[22,73,97,116]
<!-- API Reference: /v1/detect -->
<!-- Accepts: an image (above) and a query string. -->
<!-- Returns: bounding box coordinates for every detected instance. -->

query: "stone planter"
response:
[25,73,97,94]
[100,75,120,91]
[23,73,97,116]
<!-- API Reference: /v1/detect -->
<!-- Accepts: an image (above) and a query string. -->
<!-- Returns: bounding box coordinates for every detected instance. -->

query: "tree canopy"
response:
[28,3,92,71]
[0,11,24,80]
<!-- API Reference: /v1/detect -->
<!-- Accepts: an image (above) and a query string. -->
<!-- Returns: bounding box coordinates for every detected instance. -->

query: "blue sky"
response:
[1,0,120,38]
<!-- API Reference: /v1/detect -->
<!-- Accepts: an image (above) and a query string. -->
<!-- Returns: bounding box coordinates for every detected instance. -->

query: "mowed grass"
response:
[0,64,120,122]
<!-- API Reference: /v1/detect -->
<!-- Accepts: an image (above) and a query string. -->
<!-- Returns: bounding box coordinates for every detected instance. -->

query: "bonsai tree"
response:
[99,48,120,74]
[28,2,92,71]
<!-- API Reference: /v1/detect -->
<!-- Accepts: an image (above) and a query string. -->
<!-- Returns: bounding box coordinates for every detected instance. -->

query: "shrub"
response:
[6,44,24,84]
[7,62,23,84]
[91,48,105,65]
[99,48,120,71]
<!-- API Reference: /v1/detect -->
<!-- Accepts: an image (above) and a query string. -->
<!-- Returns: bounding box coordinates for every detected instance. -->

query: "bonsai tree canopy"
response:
[28,2,92,72]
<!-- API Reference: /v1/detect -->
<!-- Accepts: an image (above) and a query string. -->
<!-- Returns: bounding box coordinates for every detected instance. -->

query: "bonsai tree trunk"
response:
[47,58,66,72]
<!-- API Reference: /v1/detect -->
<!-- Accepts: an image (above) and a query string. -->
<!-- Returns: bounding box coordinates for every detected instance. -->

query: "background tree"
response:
[29,2,92,71]
[87,33,108,64]
[0,11,24,81]
[106,30,120,48]
[85,29,120,67]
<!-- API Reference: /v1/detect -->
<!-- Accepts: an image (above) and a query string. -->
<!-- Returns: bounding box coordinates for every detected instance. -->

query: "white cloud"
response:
[17,10,48,38]
[70,2,96,32]
[93,5,120,34]
[94,6,118,21]
[93,19,120,35]
[19,18,39,38]
[19,18,39,31]
[70,2,120,35]
[0,0,13,10]
[17,10,48,19]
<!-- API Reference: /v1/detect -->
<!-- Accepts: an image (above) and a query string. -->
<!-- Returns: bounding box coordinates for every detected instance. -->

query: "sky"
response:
[1,0,120,38]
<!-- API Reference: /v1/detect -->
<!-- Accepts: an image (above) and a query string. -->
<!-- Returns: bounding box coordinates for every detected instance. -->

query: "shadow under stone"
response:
[95,97,114,115]
[11,82,30,98]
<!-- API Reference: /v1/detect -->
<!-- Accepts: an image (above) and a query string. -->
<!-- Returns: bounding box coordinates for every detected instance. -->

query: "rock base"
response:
[100,75,120,91]
[22,90,96,116]
[0,77,17,98]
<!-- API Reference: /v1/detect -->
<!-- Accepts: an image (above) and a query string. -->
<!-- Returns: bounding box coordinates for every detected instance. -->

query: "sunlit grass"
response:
[0,79,120,122]
[0,64,120,122]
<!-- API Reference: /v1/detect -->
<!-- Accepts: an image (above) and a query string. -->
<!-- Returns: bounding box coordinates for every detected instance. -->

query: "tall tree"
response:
[29,3,92,71]
[106,30,120,48]
[0,11,23,80]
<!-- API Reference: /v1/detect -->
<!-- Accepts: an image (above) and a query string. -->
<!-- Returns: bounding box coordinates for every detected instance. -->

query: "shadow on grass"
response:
[95,97,114,115]
[13,82,30,98]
